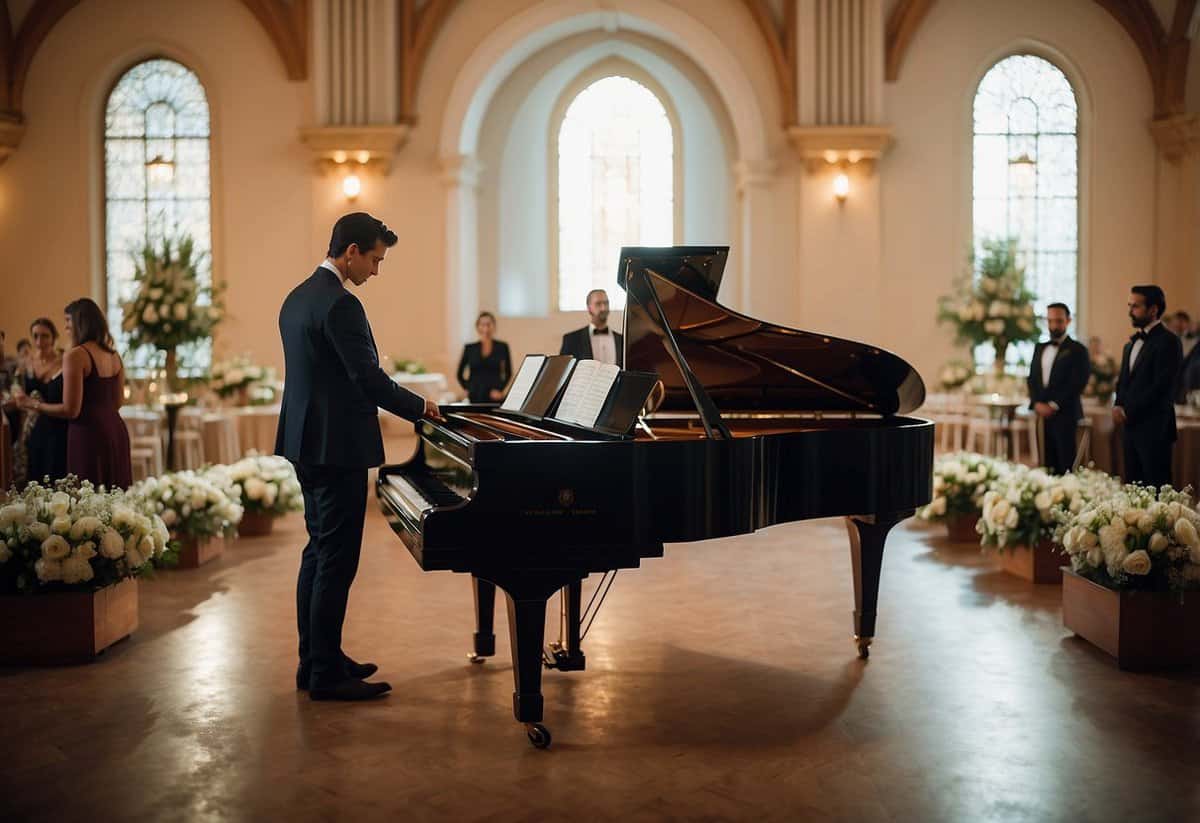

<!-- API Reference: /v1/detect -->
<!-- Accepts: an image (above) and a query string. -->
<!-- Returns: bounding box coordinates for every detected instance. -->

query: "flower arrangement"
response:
[919,452,1008,522]
[386,355,427,376]
[210,355,279,405]
[0,478,170,593]
[219,455,304,517]
[1084,352,1118,403]
[938,361,975,391]
[121,235,224,352]
[131,470,243,539]
[1058,484,1200,592]
[979,466,1120,550]
[937,238,1040,371]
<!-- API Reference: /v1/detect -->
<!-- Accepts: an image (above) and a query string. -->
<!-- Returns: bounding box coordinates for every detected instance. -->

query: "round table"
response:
[235,405,281,456]
[974,395,1024,460]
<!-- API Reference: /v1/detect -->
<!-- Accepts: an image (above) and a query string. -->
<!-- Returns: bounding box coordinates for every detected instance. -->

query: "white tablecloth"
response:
[390,372,450,402]
[235,405,281,456]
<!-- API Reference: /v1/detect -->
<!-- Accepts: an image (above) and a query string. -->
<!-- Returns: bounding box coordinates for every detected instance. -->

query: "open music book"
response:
[551,362,660,436]
[500,354,575,418]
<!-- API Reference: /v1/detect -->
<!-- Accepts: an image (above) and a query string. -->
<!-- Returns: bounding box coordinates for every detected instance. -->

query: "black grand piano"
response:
[377,246,933,748]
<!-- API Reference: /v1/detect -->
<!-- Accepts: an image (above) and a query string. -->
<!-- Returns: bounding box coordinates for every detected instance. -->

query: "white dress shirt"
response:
[1040,340,1060,387]
[320,259,346,288]
[1129,319,1162,370]
[589,324,617,365]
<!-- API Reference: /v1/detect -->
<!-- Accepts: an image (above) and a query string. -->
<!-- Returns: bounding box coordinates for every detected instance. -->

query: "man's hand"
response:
[488,389,504,401]
[1112,405,1127,425]
[423,398,444,422]
[1033,402,1056,418]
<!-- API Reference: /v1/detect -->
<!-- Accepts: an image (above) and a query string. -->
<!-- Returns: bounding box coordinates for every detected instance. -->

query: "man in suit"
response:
[560,288,623,366]
[276,212,442,701]
[1114,285,1183,488]
[1026,302,1090,474]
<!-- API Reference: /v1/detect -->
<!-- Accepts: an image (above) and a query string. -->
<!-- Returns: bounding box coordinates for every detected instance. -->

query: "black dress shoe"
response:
[297,656,379,690]
[309,678,392,702]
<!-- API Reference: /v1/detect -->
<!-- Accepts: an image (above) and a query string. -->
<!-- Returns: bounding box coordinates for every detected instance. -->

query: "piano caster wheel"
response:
[525,723,552,749]
[855,636,872,660]
[467,653,488,665]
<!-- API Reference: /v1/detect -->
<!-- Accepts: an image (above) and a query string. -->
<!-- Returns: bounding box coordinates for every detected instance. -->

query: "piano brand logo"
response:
[557,488,575,508]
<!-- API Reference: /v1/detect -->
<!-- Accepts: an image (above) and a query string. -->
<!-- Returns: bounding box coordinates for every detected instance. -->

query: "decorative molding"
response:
[787,125,893,174]
[733,158,778,193]
[885,0,935,83]
[1148,112,1200,162]
[0,113,24,166]
[739,0,796,125]
[298,125,410,174]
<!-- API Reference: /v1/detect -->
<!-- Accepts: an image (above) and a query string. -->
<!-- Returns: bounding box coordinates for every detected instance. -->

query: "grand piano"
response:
[377,246,933,748]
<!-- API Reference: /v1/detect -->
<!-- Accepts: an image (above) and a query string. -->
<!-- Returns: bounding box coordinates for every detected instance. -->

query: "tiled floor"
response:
[2,439,1198,822]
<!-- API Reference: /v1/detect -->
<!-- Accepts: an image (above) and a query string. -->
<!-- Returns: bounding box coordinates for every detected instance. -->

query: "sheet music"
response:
[500,355,545,412]
[555,360,621,428]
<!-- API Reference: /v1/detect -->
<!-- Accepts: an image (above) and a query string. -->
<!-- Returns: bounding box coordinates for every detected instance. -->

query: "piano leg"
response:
[845,513,909,659]
[547,579,587,671]
[468,576,496,663]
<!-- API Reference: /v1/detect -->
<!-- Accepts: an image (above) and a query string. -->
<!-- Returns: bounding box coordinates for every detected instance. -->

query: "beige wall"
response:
[1,0,1197,398]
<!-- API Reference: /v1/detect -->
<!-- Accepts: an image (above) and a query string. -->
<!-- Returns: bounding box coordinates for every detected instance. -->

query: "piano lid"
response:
[618,246,926,416]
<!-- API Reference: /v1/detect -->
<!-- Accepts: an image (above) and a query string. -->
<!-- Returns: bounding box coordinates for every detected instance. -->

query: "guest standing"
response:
[1114,286,1183,487]
[1026,303,1089,475]
[21,318,69,484]
[560,288,623,366]
[456,311,512,403]
[20,299,132,488]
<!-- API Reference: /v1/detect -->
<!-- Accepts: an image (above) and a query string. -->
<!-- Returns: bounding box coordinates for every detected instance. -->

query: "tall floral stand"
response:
[992,539,1063,583]
[174,533,225,568]
[0,579,139,664]
[238,510,275,537]
[1062,569,1200,670]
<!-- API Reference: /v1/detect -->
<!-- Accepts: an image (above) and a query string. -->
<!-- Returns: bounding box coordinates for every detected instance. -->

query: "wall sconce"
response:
[146,154,175,185]
[832,171,850,204]
[342,172,362,201]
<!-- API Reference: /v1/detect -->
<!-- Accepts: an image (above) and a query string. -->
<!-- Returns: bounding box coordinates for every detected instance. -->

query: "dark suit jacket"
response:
[275,267,426,468]
[1026,336,1089,422]
[559,327,623,367]
[1115,322,1183,441]
[1176,341,1200,403]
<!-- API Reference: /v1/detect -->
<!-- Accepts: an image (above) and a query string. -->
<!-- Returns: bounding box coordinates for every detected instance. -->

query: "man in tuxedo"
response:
[1026,302,1090,474]
[1114,285,1183,487]
[560,288,623,366]
[276,212,442,701]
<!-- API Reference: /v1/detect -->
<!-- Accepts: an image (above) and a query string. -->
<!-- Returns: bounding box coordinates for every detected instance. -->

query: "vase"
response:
[992,538,1063,583]
[1062,569,1200,670]
[0,578,139,664]
[163,347,179,392]
[174,532,225,568]
[238,510,276,537]
[945,513,981,543]
[991,338,1008,377]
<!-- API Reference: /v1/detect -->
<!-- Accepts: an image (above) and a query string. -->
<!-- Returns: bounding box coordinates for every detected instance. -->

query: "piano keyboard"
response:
[381,472,467,525]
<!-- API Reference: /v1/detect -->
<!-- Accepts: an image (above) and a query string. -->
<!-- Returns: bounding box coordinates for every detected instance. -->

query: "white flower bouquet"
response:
[979,466,1120,550]
[0,477,170,593]
[920,452,1008,522]
[385,355,427,376]
[131,470,243,540]
[1083,352,1117,402]
[121,235,224,351]
[210,354,278,404]
[937,238,1041,357]
[938,361,975,391]
[221,455,304,517]
[1058,484,1200,592]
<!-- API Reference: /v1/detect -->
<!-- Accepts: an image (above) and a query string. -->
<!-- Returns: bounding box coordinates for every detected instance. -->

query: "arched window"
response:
[104,58,212,367]
[556,76,673,311]
[973,54,1078,365]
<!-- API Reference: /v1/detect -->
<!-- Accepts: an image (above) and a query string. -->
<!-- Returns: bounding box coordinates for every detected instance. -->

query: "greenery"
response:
[937,238,1041,358]
[121,235,225,352]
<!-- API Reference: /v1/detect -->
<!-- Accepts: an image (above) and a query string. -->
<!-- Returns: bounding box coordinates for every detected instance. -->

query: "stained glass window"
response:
[105,58,212,370]
[973,54,1078,369]
[557,76,674,311]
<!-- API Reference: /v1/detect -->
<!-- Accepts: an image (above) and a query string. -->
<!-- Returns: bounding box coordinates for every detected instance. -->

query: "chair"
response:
[130,434,164,477]
[130,447,156,483]
[171,411,206,470]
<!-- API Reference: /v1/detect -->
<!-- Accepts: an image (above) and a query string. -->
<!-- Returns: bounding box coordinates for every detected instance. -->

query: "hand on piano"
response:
[423,398,445,423]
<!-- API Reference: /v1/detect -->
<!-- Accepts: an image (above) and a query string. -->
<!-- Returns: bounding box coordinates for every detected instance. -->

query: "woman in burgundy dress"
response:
[20,299,131,488]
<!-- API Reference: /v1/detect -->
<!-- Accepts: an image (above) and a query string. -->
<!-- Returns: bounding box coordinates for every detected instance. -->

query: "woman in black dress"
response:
[456,311,512,403]
[20,318,68,485]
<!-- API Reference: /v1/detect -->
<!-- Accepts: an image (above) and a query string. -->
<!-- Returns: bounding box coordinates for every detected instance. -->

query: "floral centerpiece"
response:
[0,477,170,593]
[1084,352,1118,404]
[210,355,279,406]
[937,238,1040,375]
[121,235,224,389]
[938,360,975,391]
[217,455,303,536]
[132,471,243,540]
[979,466,1118,550]
[386,355,427,376]
[920,453,1008,535]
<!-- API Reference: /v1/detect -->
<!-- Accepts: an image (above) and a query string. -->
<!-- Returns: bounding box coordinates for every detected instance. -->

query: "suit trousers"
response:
[294,463,368,688]
[1042,413,1079,475]
[1122,427,1173,489]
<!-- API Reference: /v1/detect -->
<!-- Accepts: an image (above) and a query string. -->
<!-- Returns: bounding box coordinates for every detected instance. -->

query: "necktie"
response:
[1131,330,1147,343]
[592,328,609,336]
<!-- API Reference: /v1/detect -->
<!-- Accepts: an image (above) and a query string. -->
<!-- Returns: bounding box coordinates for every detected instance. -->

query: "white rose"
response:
[1123,510,1141,527]
[138,535,155,556]
[61,556,95,584]
[1121,550,1152,576]
[930,497,947,516]
[74,541,97,561]
[1034,491,1052,511]
[161,509,178,527]
[1148,532,1169,554]
[244,478,266,501]
[1174,518,1199,548]
[49,492,71,517]
[126,545,147,568]
[191,491,207,510]
[1004,507,1019,529]
[69,516,102,540]
[1086,547,1103,568]
[1080,530,1099,549]
[143,305,159,323]
[50,515,73,535]
[35,558,63,582]
[100,528,126,559]
[0,503,28,529]
[29,522,50,541]
[148,288,163,300]
[40,534,71,560]
[984,319,1005,335]
[173,303,188,321]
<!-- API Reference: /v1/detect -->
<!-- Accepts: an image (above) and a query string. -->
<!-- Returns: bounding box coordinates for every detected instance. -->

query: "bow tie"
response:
[1131,330,1148,343]
[591,328,609,336]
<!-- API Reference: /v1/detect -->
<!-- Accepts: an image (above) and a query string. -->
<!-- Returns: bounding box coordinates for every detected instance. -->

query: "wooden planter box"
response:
[0,578,138,664]
[992,538,1063,583]
[945,513,981,544]
[238,510,276,537]
[1062,569,1200,670]
[175,533,225,568]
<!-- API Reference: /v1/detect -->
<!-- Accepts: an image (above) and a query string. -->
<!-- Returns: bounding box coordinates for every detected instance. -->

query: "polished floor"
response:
[2,444,1199,821]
